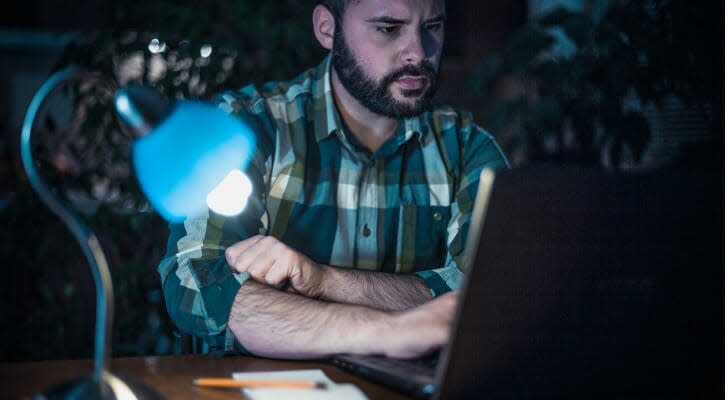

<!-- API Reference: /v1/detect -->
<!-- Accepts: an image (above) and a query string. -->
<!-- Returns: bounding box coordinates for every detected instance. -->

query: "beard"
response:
[331,28,439,119]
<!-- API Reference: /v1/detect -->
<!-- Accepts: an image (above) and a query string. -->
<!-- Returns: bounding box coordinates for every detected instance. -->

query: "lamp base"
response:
[36,371,163,400]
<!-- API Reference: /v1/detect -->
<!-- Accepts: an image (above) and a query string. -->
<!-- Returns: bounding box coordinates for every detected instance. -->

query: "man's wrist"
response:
[350,309,398,355]
[362,310,428,358]
[315,264,335,300]
[294,262,333,299]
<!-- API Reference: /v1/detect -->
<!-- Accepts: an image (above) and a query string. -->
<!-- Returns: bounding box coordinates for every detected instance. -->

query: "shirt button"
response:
[362,224,371,237]
[433,212,443,222]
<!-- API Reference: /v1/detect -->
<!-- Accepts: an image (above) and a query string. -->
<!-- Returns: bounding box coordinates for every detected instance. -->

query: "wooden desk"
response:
[0,354,412,399]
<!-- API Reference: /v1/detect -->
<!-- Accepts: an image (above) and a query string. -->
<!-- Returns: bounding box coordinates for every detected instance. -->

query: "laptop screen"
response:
[436,165,723,399]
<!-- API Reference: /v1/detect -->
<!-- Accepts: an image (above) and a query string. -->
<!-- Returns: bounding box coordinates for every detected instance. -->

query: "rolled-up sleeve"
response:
[157,89,275,353]
[157,213,252,352]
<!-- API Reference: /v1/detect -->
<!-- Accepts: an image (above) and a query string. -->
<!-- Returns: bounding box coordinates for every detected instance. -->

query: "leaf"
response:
[466,56,503,97]
[532,96,564,133]
[539,7,593,46]
[505,25,554,74]
[560,13,593,45]
[538,7,578,28]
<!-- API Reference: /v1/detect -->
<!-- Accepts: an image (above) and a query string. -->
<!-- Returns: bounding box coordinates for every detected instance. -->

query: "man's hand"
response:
[381,290,460,359]
[225,235,326,298]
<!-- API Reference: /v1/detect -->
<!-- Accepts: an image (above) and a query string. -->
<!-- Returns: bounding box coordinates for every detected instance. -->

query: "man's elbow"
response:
[161,273,232,338]
[225,282,295,358]
[163,294,226,338]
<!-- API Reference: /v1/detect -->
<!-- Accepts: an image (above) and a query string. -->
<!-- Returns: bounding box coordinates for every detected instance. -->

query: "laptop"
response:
[332,165,723,399]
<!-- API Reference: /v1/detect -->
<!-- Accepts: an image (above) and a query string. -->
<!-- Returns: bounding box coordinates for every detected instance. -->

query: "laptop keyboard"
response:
[332,351,442,398]
[337,350,440,380]
[381,352,438,375]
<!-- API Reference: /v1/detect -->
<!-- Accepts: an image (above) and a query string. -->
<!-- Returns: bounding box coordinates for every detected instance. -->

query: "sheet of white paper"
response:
[232,369,368,400]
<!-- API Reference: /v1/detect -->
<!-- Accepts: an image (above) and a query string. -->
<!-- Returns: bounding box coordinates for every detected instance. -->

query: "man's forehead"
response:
[346,0,445,20]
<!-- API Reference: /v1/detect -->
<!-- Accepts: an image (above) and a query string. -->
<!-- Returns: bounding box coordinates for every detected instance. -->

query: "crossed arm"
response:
[224,235,455,359]
[225,235,432,311]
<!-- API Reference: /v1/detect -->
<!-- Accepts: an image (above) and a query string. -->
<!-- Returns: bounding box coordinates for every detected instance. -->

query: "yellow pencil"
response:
[193,377,325,389]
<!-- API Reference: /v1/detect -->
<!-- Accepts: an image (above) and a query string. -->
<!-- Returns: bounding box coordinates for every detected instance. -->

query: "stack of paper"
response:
[232,369,368,400]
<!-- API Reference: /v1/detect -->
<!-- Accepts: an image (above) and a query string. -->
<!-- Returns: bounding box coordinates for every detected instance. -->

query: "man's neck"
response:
[330,68,398,153]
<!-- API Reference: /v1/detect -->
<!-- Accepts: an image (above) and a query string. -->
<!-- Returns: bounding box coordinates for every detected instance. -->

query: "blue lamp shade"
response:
[130,101,255,222]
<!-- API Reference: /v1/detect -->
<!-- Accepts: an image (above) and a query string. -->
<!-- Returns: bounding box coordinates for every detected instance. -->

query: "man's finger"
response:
[264,261,291,289]
[225,235,265,266]
[246,256,276,282]
[232,240,276,274]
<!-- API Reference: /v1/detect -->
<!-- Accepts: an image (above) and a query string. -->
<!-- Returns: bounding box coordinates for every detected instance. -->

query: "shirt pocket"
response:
[397,204,450,273]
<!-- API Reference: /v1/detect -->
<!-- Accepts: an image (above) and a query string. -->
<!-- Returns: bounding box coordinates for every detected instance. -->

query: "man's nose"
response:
[401,30,426,65]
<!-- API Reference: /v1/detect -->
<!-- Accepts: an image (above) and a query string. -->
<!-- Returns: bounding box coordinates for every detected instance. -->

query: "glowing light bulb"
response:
[148,38,167,54]
[200,44,213,58]
[206,169,251,216]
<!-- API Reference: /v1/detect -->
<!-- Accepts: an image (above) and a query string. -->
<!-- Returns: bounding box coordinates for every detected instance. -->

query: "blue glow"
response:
[132,101,255,222]
[113,94,145,131]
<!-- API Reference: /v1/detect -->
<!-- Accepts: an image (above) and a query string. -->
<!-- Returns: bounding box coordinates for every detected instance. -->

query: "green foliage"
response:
[7,1,324,361]
[0,186,169,361]
[469,0,721,167]
[1,187,89,361]
[57,0,325,99]
[42,0,326,215]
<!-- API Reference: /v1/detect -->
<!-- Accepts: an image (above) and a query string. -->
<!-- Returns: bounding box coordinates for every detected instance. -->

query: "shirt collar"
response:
[312,54,340,142]
[402,114,428,144]
[311,53,431,145]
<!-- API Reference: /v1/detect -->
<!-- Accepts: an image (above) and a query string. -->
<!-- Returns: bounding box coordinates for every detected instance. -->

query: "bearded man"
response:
[158,0,509,359]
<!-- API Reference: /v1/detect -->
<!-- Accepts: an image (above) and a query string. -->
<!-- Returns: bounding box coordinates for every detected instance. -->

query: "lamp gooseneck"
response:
[20,67,162,399]
[21,65,255,398]
[20,67,115,381]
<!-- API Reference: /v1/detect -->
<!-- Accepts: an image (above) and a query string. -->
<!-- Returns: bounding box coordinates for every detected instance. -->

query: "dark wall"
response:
[439,0,527,121]
[1,0,107,30]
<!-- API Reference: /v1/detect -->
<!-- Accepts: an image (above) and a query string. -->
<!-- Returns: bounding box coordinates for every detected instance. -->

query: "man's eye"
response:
[376,25,399,34]
[425,22,443,32]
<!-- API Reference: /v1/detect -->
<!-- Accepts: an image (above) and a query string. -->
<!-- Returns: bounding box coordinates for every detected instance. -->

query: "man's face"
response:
[332,0,445,119]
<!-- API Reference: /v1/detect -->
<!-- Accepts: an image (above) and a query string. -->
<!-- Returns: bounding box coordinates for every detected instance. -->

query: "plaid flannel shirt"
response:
[157,54,509,353]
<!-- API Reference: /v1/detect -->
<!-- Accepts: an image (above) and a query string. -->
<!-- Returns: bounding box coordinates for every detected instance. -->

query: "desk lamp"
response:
[21,66,255,399]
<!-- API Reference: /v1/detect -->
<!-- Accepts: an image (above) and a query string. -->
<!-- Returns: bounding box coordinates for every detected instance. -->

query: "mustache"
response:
[383,63,437,86]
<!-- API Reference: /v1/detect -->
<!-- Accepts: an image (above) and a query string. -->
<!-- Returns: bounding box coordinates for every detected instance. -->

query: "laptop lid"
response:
[434,165,723,399]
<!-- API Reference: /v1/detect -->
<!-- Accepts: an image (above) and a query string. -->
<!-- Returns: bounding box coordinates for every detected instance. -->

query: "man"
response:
[158,0,509,360]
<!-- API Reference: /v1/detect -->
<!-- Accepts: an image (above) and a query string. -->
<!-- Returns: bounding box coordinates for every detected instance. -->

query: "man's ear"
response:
[312,4,335,50]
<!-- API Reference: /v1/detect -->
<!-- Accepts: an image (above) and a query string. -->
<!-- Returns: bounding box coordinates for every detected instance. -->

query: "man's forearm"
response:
[224,235,433,310]
[318,266,432,311]
[228,280,394,359]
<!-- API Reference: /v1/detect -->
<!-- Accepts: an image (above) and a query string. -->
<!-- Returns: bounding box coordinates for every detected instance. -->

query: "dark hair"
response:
[316,0,359,23]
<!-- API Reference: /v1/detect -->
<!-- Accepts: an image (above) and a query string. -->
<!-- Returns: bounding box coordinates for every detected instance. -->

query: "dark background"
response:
[0,0,723,363]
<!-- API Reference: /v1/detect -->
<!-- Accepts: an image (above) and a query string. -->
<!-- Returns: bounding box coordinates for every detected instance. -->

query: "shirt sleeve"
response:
[414,122,510,296]
[156,88,275,353]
